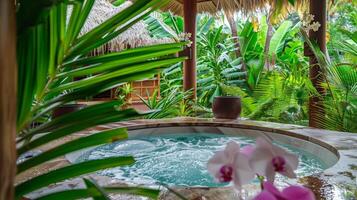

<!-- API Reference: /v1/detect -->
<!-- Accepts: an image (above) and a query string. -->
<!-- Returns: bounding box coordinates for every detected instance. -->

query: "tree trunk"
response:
[224,10,246,71]
[308,0,327,128]
[264,15,273,71]
[183,0,197,100]
[0,0,17,199]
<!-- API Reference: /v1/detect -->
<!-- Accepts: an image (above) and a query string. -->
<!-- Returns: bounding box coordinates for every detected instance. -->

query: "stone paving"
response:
[17,118,357,199]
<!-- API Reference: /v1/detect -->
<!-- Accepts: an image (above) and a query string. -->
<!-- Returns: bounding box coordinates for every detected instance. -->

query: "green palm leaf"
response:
[17,127,128,173]
[15,157,135,199]
[35,184,160,200]
[269,21,292,57]
[16,0,188,198]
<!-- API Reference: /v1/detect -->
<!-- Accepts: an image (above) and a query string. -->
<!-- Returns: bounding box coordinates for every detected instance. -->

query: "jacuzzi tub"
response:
[66,121,339,189]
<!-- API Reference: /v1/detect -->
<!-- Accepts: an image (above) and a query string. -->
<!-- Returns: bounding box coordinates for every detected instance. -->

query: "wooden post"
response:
[308,0,327,128]
[0,0,17,199]
[183,0,197,99]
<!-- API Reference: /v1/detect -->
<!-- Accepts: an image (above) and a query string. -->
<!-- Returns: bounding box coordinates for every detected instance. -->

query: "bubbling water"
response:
[76,133,326,187]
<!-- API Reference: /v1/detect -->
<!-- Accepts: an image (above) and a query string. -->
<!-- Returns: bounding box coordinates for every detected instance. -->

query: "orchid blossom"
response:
[250,137,299,182]
[207,141,255,188]
[206,138,313,199]
[253,181,315,200]
[240,144,255,158]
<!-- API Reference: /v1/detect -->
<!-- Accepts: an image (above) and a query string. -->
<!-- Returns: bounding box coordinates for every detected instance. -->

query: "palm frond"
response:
[16,0,187,199]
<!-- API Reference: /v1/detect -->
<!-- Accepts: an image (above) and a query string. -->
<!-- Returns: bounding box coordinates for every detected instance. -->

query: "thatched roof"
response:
[76,0,307,55]
[78,0,174,54]
[161,0,307,16]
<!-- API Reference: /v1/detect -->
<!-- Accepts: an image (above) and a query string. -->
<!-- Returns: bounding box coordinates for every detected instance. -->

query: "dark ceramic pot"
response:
[52,103,86,118]
[212,96,241,119]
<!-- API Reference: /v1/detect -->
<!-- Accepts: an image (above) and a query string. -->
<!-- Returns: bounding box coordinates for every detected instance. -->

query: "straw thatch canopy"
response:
[77,0,174,55]
[161,0,307,16]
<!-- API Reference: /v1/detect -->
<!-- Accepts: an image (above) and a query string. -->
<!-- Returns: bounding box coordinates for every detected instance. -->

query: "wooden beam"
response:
[183,0,197,99]
[308,0,327,128]
[0,0,17,199]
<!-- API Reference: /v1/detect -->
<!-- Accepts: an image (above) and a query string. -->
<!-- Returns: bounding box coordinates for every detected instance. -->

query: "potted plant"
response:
[212,87,242,119]
[212,96,242,119]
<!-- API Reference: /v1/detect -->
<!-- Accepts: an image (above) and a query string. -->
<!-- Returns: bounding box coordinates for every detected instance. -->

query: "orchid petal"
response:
[272,146,298,178]
[279,163,297,179]
[273,146,299,170]
[282,152,299,170]
[282,185,315,200]
[250,148,274,176]
[225,141,241,162]
[232,154,255,188]
[263,182,285,199]
[253,137,300,181]
[207,151,230,180]
[256,137,274,150]
[240,145,255,158]
[265,163,276,183]
[207,141,241,182]
[253,191,277,200]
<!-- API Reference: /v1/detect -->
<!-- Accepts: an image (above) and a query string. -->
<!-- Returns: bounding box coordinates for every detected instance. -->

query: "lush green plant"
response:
[223,18,357,130]
[238,20,264,90]
[302,29,357,132]
[160,63,184,93]
[144,9,357,132]
[322,64,357,132]
[15,0,187,199]
[146,14,311,121]
[145,12,214,40]
[222,70,313,125]
[238,18,297,90]
[328,0,357,53]
[115,83,134,107]
[197,25,245,105]
[214,17,316,125]
[145,13,232,107]
[139,88,193,119]
[198,17,310,125]
[331,28,357,64]
[145,12,184,40]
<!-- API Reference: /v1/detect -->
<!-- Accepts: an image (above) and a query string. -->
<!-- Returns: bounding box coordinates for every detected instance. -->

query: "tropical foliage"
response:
[143,6,357,132]
[139,88,192,119]
[15,0,187,199]
[197,25,245,105]
[301,30,357,132]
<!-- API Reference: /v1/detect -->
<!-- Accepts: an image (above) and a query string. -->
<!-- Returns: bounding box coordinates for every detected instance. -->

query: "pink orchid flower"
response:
[240,144,255,158]
[253,181,315,200]
[250,137,299,182]
[207,141,255,188]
